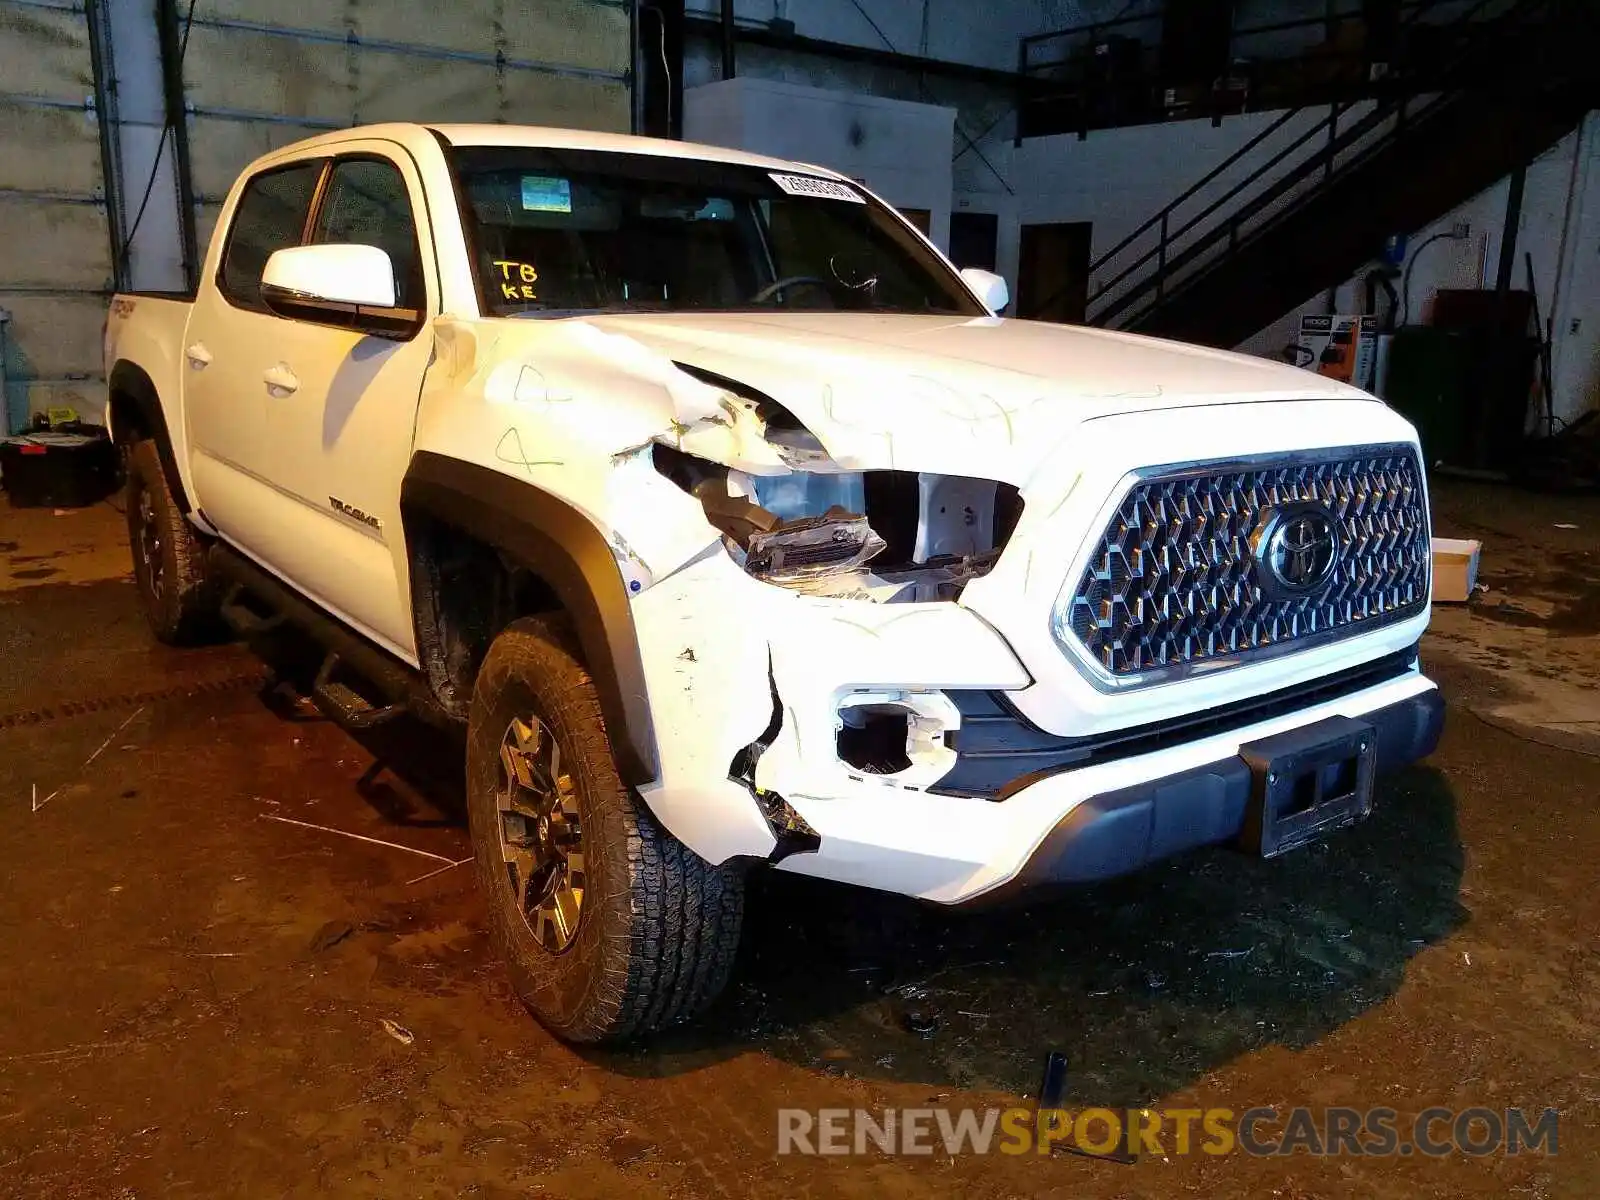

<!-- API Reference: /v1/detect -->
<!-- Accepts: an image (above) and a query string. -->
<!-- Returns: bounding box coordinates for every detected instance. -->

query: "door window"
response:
[311,158,425,312]
[218,163,323,310]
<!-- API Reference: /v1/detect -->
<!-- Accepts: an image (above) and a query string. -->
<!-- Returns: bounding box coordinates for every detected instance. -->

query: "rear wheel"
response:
[466,616,745,1043]
[125,438,218,644]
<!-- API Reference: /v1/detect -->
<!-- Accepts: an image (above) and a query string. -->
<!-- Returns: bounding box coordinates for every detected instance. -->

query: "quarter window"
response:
[218,163,322,310]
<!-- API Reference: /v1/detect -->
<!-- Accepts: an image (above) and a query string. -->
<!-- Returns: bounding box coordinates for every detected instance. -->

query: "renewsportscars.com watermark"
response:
[777,1106,1560,1158]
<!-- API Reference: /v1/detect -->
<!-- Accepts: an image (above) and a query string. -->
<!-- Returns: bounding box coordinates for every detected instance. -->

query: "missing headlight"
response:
[745,508,887,580]
[651,443,1021,601]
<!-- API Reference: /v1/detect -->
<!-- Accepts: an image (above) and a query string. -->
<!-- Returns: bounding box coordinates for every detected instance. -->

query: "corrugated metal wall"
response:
[181,0,633,261]
[0,0,115,430]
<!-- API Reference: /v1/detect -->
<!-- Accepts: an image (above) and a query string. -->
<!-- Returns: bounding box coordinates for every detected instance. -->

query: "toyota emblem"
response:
[1252,504,1340,597]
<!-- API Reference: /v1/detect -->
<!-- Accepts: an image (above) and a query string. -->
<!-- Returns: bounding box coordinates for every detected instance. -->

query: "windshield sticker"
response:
[492,260,539,302]
[768,173,865,203]
[520,175,572,213]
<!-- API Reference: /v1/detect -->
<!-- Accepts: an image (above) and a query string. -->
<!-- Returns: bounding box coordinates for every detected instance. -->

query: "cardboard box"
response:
[1431,537,1481,602]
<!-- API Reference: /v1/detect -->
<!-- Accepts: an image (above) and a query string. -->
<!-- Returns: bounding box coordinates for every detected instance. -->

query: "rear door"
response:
[249,144,437,660]
[183,160,324,545]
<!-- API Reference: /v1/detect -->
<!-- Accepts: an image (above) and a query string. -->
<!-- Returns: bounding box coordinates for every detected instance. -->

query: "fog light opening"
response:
[837,708,913,774]
[835,691,961,788]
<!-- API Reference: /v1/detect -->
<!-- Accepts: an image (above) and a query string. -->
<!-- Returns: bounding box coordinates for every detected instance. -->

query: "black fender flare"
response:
[108,360,192,513]
[400,451,659,786]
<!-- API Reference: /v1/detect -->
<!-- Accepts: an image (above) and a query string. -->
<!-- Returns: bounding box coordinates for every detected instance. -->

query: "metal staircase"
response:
[1077,0,1596,348]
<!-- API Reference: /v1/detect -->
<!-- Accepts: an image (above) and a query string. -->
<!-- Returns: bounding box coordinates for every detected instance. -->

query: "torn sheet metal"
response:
[629,550,780,863]
[625,539,1031,864]
[752,597,1030,804]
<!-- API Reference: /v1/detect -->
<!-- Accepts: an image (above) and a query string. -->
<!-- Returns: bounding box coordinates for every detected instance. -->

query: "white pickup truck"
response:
[104,122,1442,1043]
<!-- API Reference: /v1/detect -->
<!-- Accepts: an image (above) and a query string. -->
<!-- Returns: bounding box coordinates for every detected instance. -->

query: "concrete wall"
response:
[1241,114,1600,428]
[684,76,956,247]
[947,96,1597,426]
[682,0,1115,76]
[678,0,1134,256]
[950,102,1369,309]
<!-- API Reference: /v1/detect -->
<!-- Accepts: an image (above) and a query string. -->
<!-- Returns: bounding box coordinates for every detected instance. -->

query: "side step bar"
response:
[311,651,407,729]
[208,544,432,729]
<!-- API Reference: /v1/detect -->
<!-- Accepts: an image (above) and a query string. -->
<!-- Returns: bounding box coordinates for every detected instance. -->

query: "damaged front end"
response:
[641,370,1030,855]
[649,376,1024,604]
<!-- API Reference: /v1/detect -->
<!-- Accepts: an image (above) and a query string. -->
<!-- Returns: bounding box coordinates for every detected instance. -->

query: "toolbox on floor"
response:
[0,426,119,509]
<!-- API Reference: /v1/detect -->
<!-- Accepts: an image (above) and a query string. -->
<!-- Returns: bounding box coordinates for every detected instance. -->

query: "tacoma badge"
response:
[328,496,381,531]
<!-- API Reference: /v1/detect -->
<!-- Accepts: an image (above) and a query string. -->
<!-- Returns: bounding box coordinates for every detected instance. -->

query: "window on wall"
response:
[311,158,425,311]
[218,162,323,310]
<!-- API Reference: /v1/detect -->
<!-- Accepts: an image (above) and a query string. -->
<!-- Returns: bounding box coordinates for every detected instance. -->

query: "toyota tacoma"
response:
[103,123,1442,1043]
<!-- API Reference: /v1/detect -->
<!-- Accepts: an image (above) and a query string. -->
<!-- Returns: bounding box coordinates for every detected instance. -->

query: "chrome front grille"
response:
[1060,446,1430,682]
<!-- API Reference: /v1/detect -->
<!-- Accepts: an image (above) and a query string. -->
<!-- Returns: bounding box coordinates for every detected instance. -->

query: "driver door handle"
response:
[262,364,299,396]
[185,343,212,369]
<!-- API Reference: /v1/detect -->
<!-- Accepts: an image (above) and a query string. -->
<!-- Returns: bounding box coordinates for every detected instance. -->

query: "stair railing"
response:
[1059,0,1542,329]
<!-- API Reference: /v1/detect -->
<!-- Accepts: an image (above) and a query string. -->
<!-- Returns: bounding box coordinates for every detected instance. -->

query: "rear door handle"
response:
[185,343,212,369]
[263,364,299,396]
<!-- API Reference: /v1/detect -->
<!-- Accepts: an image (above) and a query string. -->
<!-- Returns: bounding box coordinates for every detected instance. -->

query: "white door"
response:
[247,146,438,661]
[182,160,325,545]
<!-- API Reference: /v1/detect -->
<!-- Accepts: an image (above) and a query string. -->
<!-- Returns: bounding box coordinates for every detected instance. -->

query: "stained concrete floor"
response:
[0,481,1596,1198]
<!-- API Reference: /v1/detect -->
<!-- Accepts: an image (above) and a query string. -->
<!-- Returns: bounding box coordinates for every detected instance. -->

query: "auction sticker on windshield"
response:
[520,175,572,213]
[769,173,864,203]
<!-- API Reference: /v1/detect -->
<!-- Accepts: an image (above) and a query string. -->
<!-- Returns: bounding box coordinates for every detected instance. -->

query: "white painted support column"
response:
[104,0,185,291]
[1547,113,1600,427]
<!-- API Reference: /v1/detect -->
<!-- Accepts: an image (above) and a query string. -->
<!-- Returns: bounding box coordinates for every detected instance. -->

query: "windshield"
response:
[449,147,983,319]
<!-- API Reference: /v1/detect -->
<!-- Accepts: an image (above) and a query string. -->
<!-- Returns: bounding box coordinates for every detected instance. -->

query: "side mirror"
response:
[260,244,415,337]
[959,267,1009,314]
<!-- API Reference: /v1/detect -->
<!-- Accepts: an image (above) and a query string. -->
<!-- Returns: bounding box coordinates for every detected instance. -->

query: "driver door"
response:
[250,146,437,661]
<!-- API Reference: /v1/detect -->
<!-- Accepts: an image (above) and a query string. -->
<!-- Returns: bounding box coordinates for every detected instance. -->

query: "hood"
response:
[578,312,1374,486]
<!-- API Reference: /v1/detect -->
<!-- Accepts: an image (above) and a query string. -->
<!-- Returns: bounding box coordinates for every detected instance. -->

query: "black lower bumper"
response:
[973,685,1445,903]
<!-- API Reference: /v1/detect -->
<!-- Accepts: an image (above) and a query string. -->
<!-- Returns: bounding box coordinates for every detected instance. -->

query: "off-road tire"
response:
[125,438,218,644]
[466,615,745,1043]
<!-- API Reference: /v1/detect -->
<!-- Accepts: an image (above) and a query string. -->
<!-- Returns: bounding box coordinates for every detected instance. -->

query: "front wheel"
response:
[465,616,745,1043]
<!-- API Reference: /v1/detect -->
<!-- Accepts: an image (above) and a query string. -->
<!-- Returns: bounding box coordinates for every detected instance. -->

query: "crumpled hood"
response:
[578,311,1374,487]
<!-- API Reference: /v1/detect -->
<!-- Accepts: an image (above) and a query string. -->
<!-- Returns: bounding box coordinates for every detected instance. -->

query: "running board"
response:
[312,651,407,729]
[218,581,286,637]
[207,544,428,728]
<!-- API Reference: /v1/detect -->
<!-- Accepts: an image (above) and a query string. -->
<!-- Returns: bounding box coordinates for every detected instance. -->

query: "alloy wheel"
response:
[496,714,585,952]
[134,482,164,599]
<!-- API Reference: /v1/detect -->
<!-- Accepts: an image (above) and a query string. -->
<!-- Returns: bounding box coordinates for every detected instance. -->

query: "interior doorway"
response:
[898,208,932,236]
[1017,221,1092,323]
[949,211,999,273]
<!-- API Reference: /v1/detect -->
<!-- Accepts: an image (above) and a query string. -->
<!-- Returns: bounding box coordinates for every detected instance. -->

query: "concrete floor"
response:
[0,481,1595,1198]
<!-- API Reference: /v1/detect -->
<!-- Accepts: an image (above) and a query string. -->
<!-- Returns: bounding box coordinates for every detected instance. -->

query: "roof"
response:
[430,123,841,177]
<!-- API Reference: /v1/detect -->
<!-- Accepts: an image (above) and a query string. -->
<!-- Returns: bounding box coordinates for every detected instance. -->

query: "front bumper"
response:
[768,664,1442,904]
[630,542,1443,904]
[970,684,1443,905]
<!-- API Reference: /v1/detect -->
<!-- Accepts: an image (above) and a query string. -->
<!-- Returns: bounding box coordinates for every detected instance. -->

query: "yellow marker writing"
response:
[492,260,538,302]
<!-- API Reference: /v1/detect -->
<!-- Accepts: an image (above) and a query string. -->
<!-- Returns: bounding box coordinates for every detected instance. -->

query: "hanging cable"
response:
[1399,231,1456,328]
[638,2,674,136]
